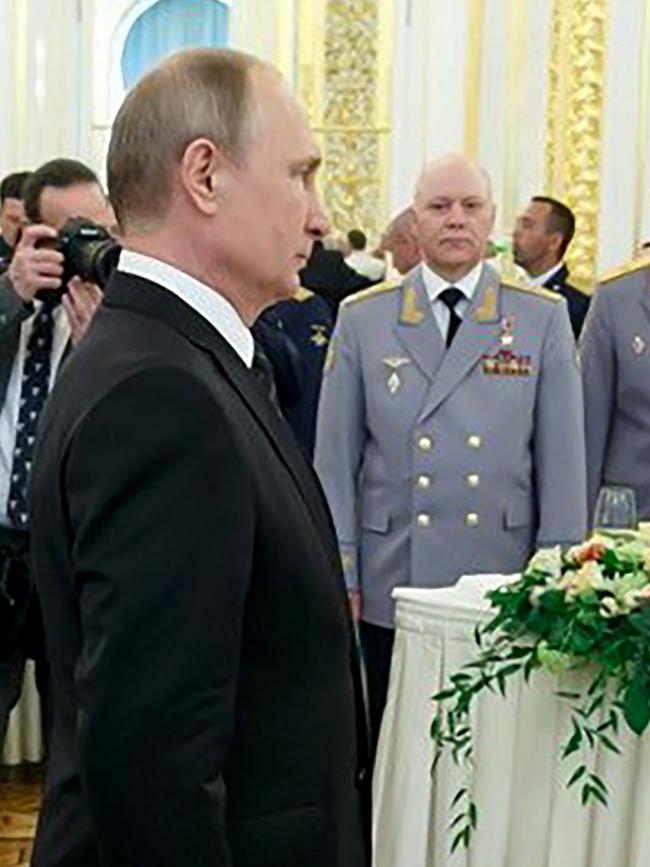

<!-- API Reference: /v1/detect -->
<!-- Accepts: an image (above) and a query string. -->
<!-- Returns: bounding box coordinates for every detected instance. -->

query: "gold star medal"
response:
[500,315,515,347]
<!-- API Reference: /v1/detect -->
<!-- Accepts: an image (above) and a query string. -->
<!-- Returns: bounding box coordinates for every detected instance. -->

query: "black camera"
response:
[36,217,121,302]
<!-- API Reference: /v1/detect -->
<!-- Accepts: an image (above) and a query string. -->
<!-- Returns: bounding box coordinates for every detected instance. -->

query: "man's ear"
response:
[179,138,230,216]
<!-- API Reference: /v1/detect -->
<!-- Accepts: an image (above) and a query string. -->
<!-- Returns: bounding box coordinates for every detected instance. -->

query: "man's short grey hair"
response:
[107,48,274,231]
[414,154,494,203]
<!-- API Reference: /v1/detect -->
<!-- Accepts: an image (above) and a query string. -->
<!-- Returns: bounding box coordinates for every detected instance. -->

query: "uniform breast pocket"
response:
[361,488,391,533]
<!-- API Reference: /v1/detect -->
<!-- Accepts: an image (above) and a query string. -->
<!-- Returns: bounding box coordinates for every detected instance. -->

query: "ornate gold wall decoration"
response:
[545,0,609,289]
[296,0,391,238]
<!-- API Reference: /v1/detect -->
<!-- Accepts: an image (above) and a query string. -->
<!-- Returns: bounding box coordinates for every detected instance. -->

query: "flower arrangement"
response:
[430,534,650,852]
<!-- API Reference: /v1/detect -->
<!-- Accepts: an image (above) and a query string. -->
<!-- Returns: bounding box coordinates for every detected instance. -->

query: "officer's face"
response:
[512,201,560,270]
[413,160,495,279]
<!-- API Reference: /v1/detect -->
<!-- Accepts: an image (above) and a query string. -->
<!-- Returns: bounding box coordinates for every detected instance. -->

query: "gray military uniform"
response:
[581,260,650,522]
[314,263,587,627]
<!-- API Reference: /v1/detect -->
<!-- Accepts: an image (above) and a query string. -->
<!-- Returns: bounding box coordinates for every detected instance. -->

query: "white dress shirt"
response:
[0,304,70,527]
[118,250,254,368]
[529,262,564,287]
[421,261,484,339]
[345,250,387,282]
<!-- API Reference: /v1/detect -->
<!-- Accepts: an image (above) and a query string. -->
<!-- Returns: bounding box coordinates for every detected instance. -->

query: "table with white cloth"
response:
[1,662,43,765]
[372,579,650,867]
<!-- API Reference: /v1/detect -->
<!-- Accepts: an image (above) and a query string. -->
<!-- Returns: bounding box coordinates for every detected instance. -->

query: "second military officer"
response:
[314,153,587,745]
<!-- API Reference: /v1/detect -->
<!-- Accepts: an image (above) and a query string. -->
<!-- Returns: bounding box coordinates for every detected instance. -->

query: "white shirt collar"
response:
[421,261,484,304]
[529,262,564,287]
[117,250,254,368]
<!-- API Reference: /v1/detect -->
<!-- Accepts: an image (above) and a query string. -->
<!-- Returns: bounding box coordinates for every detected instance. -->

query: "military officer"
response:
[256,286,335,456]
[581,257,650,523]
[314,154,587,744]
[513,196,591,339]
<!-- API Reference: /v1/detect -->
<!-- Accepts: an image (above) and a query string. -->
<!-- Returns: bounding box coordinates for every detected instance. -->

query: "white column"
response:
[4,0,86,170]
[599,0,646,270]
[388,0,471,217]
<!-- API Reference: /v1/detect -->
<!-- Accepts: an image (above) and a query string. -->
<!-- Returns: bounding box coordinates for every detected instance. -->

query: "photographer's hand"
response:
[63,277,102,346]
[8,224,64,303]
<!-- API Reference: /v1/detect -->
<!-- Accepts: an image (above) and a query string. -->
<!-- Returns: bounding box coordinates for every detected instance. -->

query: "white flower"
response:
[528,546,563,580]
[599,596,621,618]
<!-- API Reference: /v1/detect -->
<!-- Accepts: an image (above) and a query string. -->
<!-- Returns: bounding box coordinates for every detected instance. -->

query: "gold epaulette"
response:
[501,282,561,302]
[599,259,649,284]
[293,286,314,302]
[341,281,398,308]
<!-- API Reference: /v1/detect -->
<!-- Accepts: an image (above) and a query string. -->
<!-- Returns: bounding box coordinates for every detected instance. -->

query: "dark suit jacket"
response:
[299,247,374,308]
[29,271,367,867]
[544,264,591,339]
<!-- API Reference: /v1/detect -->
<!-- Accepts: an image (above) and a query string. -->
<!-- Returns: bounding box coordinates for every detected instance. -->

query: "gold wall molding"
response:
[296,0,392,237]
[545,0,609,289]
[464,0,484,157]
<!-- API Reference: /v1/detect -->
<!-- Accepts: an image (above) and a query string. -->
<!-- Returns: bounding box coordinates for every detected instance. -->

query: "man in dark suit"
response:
[299,239,374,308]
[0,171,32,267]
[0,159,109,754]
[29,48,367,867]
[513,195,590,339]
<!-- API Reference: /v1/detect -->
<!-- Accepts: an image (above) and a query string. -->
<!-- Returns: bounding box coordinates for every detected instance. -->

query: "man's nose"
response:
[308,197,331,240]
[445,202,466,226]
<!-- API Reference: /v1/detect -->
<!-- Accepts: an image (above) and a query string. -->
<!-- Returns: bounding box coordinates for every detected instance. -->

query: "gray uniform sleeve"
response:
[579,285,614,524]
[534,299,587,545]
[0,271,33,334]
[314,307,366,591]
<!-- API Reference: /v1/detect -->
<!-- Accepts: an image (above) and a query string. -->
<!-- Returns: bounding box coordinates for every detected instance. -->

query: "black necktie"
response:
[7,303,56,528]
[439,287,464,348]
[252,344,280,411]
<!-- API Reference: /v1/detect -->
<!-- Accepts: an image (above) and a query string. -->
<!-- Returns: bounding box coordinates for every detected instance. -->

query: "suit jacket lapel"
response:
[418,264,503,422]
[393,267,445,381]
[103,274,340,571]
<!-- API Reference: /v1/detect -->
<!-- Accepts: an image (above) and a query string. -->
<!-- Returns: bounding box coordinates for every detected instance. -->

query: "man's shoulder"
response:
[339,280,400,311]
[597,258,650,292]
[501,280,563,305]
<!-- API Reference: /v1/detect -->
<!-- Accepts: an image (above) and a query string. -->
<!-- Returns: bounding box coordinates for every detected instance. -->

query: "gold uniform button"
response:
[418,435,433,451]
[466,512,479,527]
[416,513,431,528]
[467,434,482,449]
[466,473,480,488]
[416,474,431,490]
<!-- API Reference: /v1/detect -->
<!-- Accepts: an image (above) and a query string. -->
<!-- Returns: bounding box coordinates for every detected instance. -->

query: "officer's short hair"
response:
[347,229,367,251]
[23,159,100,224]
[108,48,269,232]
[533,196,575,257]
[0,171,32,205]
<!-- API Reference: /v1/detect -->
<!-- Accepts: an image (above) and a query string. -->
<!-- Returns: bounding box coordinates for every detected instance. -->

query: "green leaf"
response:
[451,827,470,853]
[599,735,622,755]
[557,691,582,700]
[623,678,650,735]
[567,765,587,787]
[449,812,466,830]
[562,725,582,757]
[469,802,478,830]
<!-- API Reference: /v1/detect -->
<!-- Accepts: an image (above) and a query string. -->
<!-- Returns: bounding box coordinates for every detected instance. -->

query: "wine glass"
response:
[593,486,637,538]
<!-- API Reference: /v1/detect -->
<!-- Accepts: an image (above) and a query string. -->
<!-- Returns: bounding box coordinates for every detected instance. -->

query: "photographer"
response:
[0,157,113,753]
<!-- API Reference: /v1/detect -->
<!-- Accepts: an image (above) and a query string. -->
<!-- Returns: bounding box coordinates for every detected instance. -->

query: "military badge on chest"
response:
[382,356,411,394]
[310,324,329,348]
[482,315,533,376]
[631,334,647,356]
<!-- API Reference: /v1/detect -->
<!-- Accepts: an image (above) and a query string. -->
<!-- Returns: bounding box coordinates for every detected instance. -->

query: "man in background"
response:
[581,255,650,524]
[29,48,366,867]
[513,195,590,339]
[378,207,421,276]
[345,228,386,282]
[0,171,32,265]
[315,154,586,746]
[0,158,110,754]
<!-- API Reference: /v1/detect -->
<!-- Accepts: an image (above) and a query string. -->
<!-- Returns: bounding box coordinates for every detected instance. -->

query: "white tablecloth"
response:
[1,660,43,765]
[372,578,650,867]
